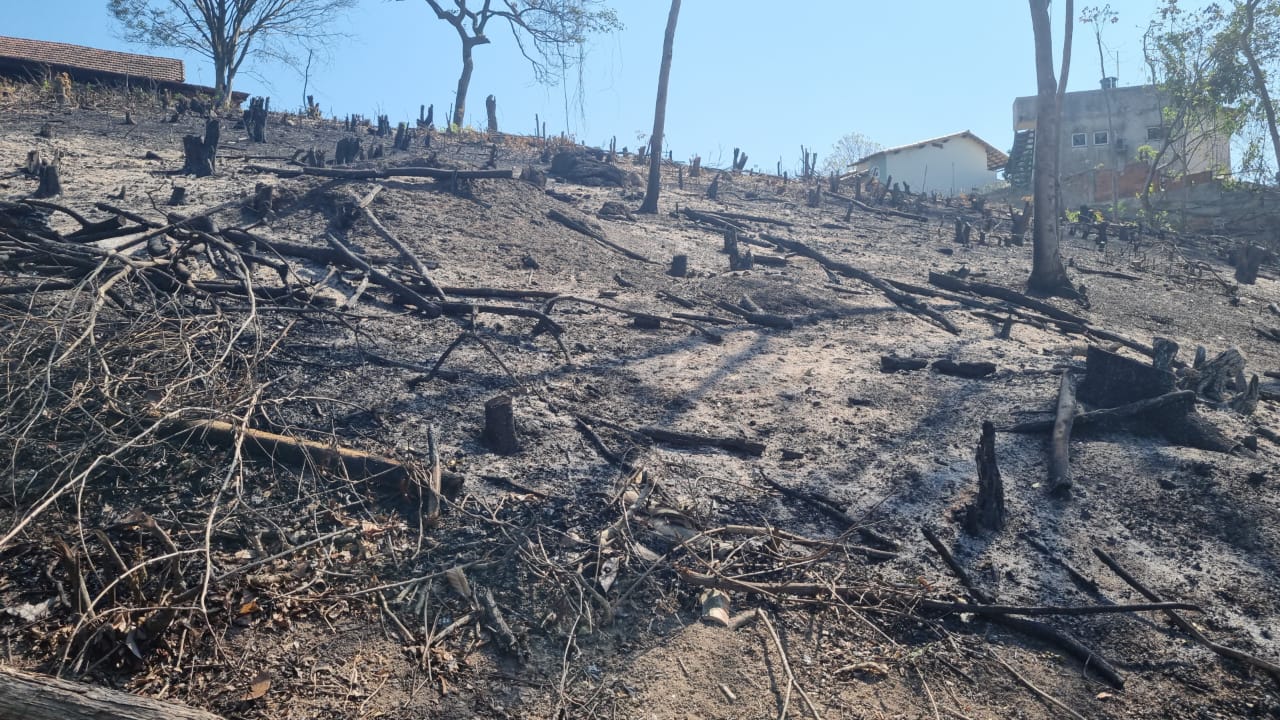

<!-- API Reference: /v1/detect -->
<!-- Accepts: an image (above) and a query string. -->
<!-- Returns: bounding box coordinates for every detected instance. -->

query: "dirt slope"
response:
[2,82,1280,720]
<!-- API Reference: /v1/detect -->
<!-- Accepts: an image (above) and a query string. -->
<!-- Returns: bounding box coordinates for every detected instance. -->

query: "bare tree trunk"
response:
[639,0,682,214]
[1241,0,1280,182]
[453,42,477,129]
[1027,0,1074,294]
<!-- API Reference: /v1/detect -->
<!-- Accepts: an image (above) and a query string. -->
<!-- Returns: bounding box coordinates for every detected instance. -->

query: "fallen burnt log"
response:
[541,294,723,343]
[0,667,225,720]
[547,208,656,264]
[1005,390,1236,453]
[764,234,958,334]
[927,271,1086,325]
[246,164,514,180]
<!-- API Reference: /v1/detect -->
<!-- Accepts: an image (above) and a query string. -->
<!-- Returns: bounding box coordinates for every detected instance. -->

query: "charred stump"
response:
[33,160,62,199]
[966,421,1005,533]
[483,396,519,455]
[1234,244,1267,285]
[245,96,268,143]
[181,119,220,177]
[668,254,689,278]
[485,94,498,134]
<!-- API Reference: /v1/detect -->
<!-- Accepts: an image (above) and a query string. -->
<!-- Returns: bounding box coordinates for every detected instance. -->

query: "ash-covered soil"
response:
[2,82,1280,720]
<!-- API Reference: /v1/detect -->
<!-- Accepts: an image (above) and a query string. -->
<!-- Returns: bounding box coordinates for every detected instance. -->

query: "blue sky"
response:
[7,1,1165,173]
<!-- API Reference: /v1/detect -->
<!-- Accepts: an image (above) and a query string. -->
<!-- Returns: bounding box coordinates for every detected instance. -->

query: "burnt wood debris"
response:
[2,79,1280,720]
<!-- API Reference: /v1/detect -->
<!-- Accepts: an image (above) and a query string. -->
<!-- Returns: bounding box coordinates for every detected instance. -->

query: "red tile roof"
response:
[0,36,184,83]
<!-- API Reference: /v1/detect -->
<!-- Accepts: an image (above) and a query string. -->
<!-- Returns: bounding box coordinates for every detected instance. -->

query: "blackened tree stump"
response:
[167,186,187,206]
[33,160,62,199]
[1152,337,1179,371]
[181,119,220,177]
[1077,345,1174,408]
[483,396,519,455]
[486,94,498,134]
[1235,244,1267,285]
[966,421,1005,533]
[335,137,362,165]
[668,254,688,278]
[245,96,268,143]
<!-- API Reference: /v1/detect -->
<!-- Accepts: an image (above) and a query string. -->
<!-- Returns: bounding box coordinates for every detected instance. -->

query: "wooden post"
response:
[966,421,1005,533]
[483,396,519,455]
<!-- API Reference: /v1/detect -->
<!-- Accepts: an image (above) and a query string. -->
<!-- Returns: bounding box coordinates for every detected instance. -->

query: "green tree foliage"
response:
[108,0,357,102]
[1141,1,1251,203]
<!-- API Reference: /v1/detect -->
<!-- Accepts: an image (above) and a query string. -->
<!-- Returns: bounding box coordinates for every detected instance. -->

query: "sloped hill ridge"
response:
[1,80,1279,719]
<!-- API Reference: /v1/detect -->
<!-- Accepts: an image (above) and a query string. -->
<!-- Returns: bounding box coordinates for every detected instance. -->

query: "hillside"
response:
[2,80,1280,720]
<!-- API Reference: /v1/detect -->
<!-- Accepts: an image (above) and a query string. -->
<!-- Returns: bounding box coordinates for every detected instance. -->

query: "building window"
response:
[1071,133,1087,148]
[1094,131,1110,145]
[1147,126,1165,140]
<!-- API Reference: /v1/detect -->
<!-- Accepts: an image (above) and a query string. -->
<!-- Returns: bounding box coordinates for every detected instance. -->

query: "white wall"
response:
[881,138,996,195]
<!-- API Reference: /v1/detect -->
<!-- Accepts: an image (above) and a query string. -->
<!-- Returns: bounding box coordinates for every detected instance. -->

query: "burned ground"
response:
[2,81,1280,719]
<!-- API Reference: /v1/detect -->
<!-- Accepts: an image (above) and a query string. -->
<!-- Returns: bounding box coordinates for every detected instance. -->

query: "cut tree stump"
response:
[483,395,519,455]
[245,96,268,143]
[0,666,225,720]
[966,421,1005,533]
[1234,244,1267,285]
[485,94,498,134]
[1077,345,1174,408]
[1152,337,1179,371]
[33,161,62,199]
[668,254,688,277]
[181,119,220,177]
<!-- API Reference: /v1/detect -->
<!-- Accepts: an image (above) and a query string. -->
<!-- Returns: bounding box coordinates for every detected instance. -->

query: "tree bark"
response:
[453,41,477,128]
[1027,0,1074,294]
[639,0,682,214]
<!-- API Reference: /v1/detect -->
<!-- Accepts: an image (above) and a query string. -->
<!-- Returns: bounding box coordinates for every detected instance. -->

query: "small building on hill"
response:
[852,131,1009,196]
[0,35,246,105]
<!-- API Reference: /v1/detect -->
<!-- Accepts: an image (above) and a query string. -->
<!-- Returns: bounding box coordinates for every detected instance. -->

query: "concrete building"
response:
[852,131,1008,196]
[1008,81,1231,206]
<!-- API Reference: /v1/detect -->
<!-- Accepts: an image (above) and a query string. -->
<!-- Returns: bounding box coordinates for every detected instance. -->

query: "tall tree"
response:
[419,0,621,129]
[108,0,356,103]
[1027,0,1075,295]
[639,0,681,214]
[1234,0,1280,182]
[1141,1,1247,212]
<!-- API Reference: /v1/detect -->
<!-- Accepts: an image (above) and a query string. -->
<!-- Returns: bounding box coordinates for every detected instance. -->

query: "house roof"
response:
[0,36,185,84]
[856,131,1010,171]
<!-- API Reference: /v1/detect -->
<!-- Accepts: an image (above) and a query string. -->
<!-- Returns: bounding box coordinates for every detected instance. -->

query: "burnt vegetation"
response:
[1,74,1280,720]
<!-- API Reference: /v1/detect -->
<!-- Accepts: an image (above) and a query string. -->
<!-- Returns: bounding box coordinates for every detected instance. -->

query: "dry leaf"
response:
[241,672,271,701]
[1096,691,1114,701]
[238,600,260,616]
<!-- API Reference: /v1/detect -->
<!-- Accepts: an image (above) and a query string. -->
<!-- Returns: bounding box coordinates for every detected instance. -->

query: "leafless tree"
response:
[418,0,621,129]
[821,132,883,175]
[108,0,356,103]
[1027,0,1076,295]
[639,0,681,214]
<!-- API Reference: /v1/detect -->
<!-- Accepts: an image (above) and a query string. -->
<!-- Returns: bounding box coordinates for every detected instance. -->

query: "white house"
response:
[852,131,1008,196]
